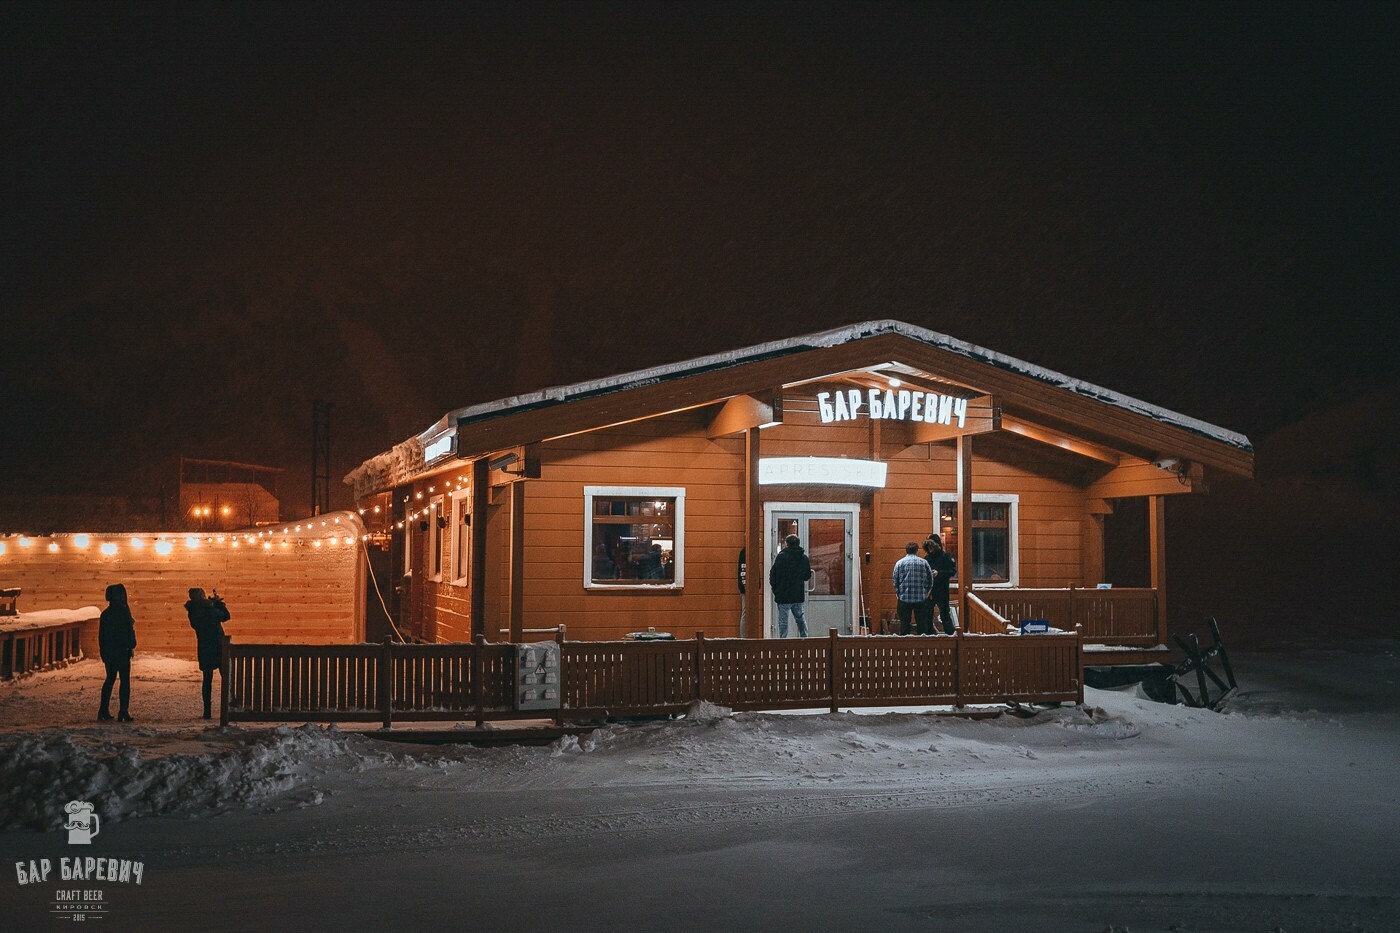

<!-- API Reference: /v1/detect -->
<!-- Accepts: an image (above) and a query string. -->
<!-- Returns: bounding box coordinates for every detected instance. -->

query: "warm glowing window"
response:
[449,489,471,586]
[583,487,684,588]
[933,493,1019,586]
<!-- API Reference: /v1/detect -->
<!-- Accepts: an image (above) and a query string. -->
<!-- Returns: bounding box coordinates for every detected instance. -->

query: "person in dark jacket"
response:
[97,583,137,722]
[186,587,231,719]
[923,536,958,635]
[768,534,813,638]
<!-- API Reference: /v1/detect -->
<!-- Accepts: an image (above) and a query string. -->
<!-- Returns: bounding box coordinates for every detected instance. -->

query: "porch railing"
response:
[975,587,1159,645]
[222,628,1083,727]
[962,591,1011,635]
[1,619,89,679]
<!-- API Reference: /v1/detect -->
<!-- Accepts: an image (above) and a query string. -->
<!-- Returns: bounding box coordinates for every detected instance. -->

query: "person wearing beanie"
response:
[186,587,231,719]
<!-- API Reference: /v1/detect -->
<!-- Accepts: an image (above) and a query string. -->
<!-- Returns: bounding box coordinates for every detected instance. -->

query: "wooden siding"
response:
[412,405,1168,642]
[0,522,365,656]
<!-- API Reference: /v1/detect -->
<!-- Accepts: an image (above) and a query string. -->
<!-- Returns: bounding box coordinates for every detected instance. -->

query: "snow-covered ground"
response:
[2,645,1398,932]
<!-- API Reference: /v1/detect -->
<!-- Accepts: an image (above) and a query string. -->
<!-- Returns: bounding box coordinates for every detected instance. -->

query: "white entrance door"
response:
[767,505,857,637]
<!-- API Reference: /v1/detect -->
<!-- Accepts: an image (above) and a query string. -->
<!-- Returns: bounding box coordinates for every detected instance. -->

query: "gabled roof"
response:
[347,320,1253,494]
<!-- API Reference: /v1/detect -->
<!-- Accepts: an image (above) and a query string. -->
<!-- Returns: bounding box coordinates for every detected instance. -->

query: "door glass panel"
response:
[807,518,846,596]
[776,518,799,558]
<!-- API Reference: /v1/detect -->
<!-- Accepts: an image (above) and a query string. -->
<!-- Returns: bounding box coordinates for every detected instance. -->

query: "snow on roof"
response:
[347,320,1251,488]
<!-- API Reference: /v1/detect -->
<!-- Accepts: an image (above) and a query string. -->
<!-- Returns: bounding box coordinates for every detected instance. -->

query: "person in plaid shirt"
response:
[892,541,934,635]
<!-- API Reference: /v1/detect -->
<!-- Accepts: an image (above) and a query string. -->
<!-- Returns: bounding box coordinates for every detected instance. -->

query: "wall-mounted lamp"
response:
[487,452,526,475]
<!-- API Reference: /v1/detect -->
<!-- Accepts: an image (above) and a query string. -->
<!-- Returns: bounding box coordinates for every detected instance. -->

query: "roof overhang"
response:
[345,320,1253,496]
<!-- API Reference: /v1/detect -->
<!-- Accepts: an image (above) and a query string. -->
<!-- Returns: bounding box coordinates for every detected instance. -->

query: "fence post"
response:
[828,629,840,713]
[554,626,565,728]
[219,635,232,727]
[1069,586,1077,632]
[695,631,706,703]
[954,627,964,709]
[473,633,486,728]
[379,637,394,730]
[1075,624,1085,705]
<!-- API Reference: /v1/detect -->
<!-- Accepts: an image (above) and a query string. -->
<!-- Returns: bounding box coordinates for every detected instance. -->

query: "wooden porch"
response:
[966,588,1172,667]
[970,587,1160,646]
[0,611,96,680]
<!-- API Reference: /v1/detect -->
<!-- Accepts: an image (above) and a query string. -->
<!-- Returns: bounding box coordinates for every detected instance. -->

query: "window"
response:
[932,493,1019,587]
[449,488,471,586]
[428,495,445,582]
[583,486,685,588]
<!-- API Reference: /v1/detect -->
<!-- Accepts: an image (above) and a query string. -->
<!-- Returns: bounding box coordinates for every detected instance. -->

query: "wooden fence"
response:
[222,629,1083,727]
[976,587,1158,644]
[0,618,91,679]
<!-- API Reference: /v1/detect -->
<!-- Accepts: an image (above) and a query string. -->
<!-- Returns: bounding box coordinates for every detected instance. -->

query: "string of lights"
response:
[388,473,472,529]
[0,514,369,557]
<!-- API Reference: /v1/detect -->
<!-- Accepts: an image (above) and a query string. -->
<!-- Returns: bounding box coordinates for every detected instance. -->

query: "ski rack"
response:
[1171,616,1238,709]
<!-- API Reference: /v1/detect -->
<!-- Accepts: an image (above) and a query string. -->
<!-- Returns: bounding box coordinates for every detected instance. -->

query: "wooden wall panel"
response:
[0,521,365,656]
[410,409,1135,642]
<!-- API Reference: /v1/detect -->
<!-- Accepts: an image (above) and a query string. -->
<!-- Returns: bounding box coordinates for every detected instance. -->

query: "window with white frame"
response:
[932,493,1019,586]
[428,495,445,582]
[449,488,470,586]
[583,486,684,588]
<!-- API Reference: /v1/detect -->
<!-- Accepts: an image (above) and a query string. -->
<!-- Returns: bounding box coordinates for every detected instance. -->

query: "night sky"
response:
[3,1,1396,518]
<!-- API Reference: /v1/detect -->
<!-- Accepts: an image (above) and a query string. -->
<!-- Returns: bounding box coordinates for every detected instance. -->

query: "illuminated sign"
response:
[423,434,454,461]
[759,457,888,488]
[817,388,970,426]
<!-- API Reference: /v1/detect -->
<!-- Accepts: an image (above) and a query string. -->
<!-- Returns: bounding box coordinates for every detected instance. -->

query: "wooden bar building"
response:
[347,320,1252,665]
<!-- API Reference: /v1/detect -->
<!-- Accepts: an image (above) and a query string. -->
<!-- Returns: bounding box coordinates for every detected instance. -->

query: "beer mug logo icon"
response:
[63,800,100,845]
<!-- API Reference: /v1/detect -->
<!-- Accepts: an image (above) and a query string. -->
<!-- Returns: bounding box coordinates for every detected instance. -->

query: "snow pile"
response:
[0,724,378,831]
[683,699,732,722]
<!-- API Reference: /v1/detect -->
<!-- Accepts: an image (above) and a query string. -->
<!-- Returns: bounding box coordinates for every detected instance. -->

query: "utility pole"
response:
[312,399,333,515]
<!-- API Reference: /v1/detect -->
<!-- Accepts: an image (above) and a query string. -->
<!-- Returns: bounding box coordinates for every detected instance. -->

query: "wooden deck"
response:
[0,611,96,679]
[975,587,1159,645]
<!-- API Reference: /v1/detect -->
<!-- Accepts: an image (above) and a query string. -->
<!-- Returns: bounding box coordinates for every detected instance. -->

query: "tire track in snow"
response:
[150,759,1249,863]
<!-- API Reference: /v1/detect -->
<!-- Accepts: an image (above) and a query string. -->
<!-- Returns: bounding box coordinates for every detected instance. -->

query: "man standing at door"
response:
[893,541,934,635]
[769,534,812,638]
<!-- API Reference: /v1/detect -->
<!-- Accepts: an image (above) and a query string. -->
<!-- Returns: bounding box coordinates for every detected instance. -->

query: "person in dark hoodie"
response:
[923,536,958,635]
[186,587,231,719]
[98,583,137,721]
[768,534,813,638]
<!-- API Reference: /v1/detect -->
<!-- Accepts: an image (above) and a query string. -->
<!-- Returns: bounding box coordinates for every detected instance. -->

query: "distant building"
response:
[179,457,282,530]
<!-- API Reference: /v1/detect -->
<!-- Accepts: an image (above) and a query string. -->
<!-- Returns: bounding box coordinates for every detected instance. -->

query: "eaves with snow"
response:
[345,319,1253,497]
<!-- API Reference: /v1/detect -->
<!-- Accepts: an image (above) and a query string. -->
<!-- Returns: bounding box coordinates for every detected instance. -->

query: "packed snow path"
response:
[2,648,1397,931]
